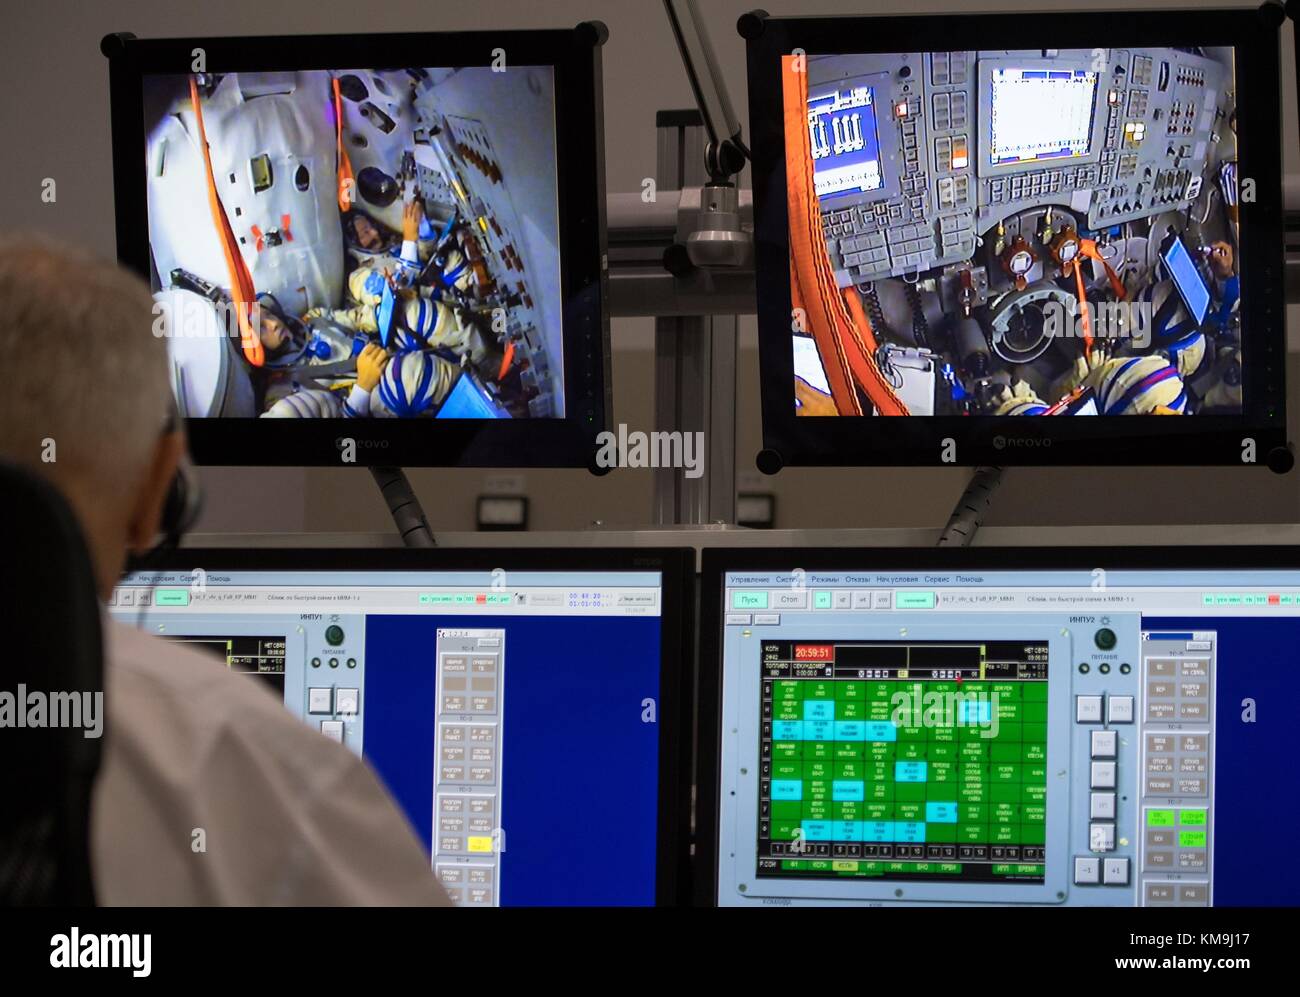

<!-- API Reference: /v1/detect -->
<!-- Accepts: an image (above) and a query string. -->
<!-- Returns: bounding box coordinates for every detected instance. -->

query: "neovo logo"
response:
[335,436,390,464]
[992,434,1052,451]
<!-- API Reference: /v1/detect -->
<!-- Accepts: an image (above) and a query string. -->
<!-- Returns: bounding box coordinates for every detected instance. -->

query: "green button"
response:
[1179,809,1207,827]
[1214,594,1232,605]
[1179,830,1207,848]
[897,591,936,609]
[485,594,512,605]
[1282,594,1296,606]
[1226,594,1243,605]
[420,593,455,605]
[154,589,190,606]
[733,591,768,610]
[1202,593,1215,606]
[1147,809,1176,827]
[813,591,833,609]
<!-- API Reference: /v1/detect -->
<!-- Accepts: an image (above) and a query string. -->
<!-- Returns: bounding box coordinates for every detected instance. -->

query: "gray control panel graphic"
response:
[433,628,506,906]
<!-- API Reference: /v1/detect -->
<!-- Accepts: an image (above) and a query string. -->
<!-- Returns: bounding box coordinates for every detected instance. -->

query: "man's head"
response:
[348,212,386,253]
[0,238,185,598]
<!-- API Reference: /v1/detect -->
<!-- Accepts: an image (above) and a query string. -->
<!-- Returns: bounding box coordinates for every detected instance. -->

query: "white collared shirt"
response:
[92,620,450,906]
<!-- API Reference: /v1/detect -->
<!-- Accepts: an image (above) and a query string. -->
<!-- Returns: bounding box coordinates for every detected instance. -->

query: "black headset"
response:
[122,413,203,575]
[159,456,203,550]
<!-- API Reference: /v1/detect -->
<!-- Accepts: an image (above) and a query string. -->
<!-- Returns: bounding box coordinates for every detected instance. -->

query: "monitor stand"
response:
[370,467,436,547]
[937,466,1005,547]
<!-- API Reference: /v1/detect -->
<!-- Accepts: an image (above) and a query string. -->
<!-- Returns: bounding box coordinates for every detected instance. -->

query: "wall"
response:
[4,0,1296,534]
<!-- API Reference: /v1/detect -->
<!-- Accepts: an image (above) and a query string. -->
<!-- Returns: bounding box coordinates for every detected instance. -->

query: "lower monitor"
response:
[111,548,692,906]
[699,547,1300,907]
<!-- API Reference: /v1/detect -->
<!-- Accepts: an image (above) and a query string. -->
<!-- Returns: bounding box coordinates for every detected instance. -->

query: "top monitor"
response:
[105,26,609,466]
[742,8,1287,467]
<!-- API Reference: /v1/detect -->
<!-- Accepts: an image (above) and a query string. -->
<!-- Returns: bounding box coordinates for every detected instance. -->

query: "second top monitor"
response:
[742,8,1286,467]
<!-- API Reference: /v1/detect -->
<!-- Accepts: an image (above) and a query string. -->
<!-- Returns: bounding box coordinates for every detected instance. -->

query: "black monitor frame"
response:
[740,5,1288,469]
[104,26,610,468]
[695,543,1300,905]
[122,545,695,906]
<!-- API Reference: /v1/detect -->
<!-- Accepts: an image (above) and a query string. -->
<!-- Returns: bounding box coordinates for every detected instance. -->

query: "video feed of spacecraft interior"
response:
[143,66,563,420]
[784,47,1243,418]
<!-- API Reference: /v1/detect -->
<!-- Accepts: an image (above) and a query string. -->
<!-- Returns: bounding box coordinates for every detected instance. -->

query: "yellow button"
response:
[832,860,859,872]
[467,836,494,853]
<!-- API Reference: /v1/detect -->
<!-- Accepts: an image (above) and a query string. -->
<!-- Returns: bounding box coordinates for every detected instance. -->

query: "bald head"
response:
[0,238,183,595]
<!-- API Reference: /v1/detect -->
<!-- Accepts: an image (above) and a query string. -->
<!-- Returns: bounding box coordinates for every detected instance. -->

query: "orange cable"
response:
[189,76,263,367]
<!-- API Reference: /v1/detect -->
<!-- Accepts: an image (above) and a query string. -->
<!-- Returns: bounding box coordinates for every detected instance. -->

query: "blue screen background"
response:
[1146,615,1299,906]
[809,85,884,200]
[1162,239,1211,324]
[361,613,663,906]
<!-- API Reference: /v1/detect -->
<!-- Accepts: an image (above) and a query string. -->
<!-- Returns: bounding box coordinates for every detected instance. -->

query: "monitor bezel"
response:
[742,7,1287,467]
[104,27,611,468]
[696,543,1300,905]
[120,545,695,907]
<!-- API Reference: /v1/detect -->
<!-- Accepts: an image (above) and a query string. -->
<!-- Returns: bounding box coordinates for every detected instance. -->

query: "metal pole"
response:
[652,111,739,525]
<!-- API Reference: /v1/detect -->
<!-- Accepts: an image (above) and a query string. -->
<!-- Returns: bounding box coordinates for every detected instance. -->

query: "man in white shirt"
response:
[0,238,449,906]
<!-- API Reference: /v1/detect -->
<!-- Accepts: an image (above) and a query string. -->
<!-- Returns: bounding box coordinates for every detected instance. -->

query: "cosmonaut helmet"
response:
[991,380,1049,416]
[996,397,1050,416]
[1090,355,1189,415]
[1163,330,1207,379]
[372,350,458,418]
[1135,278,1198,348]
[261,387,343,418]
[438,247,475,293]
[396,296,484,356]
[348,263,390,308]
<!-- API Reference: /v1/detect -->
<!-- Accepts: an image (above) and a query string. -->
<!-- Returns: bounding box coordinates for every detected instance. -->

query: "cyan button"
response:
[896,591,936,609]
[732,591,768,610]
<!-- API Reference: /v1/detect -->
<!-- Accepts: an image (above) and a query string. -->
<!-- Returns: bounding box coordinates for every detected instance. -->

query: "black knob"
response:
[1094,627,1117,651]
[663,243,694,277]
[325,625,345,646]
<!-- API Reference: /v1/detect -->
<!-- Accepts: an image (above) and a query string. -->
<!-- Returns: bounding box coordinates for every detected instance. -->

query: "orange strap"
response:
[1070,240,1128,359]
[333,77,355,213]
[783,57,906,416]
[189,77,263,367]
[1080,238,1126,299]
[1070,259,1094,358]
[497,340,515,382]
